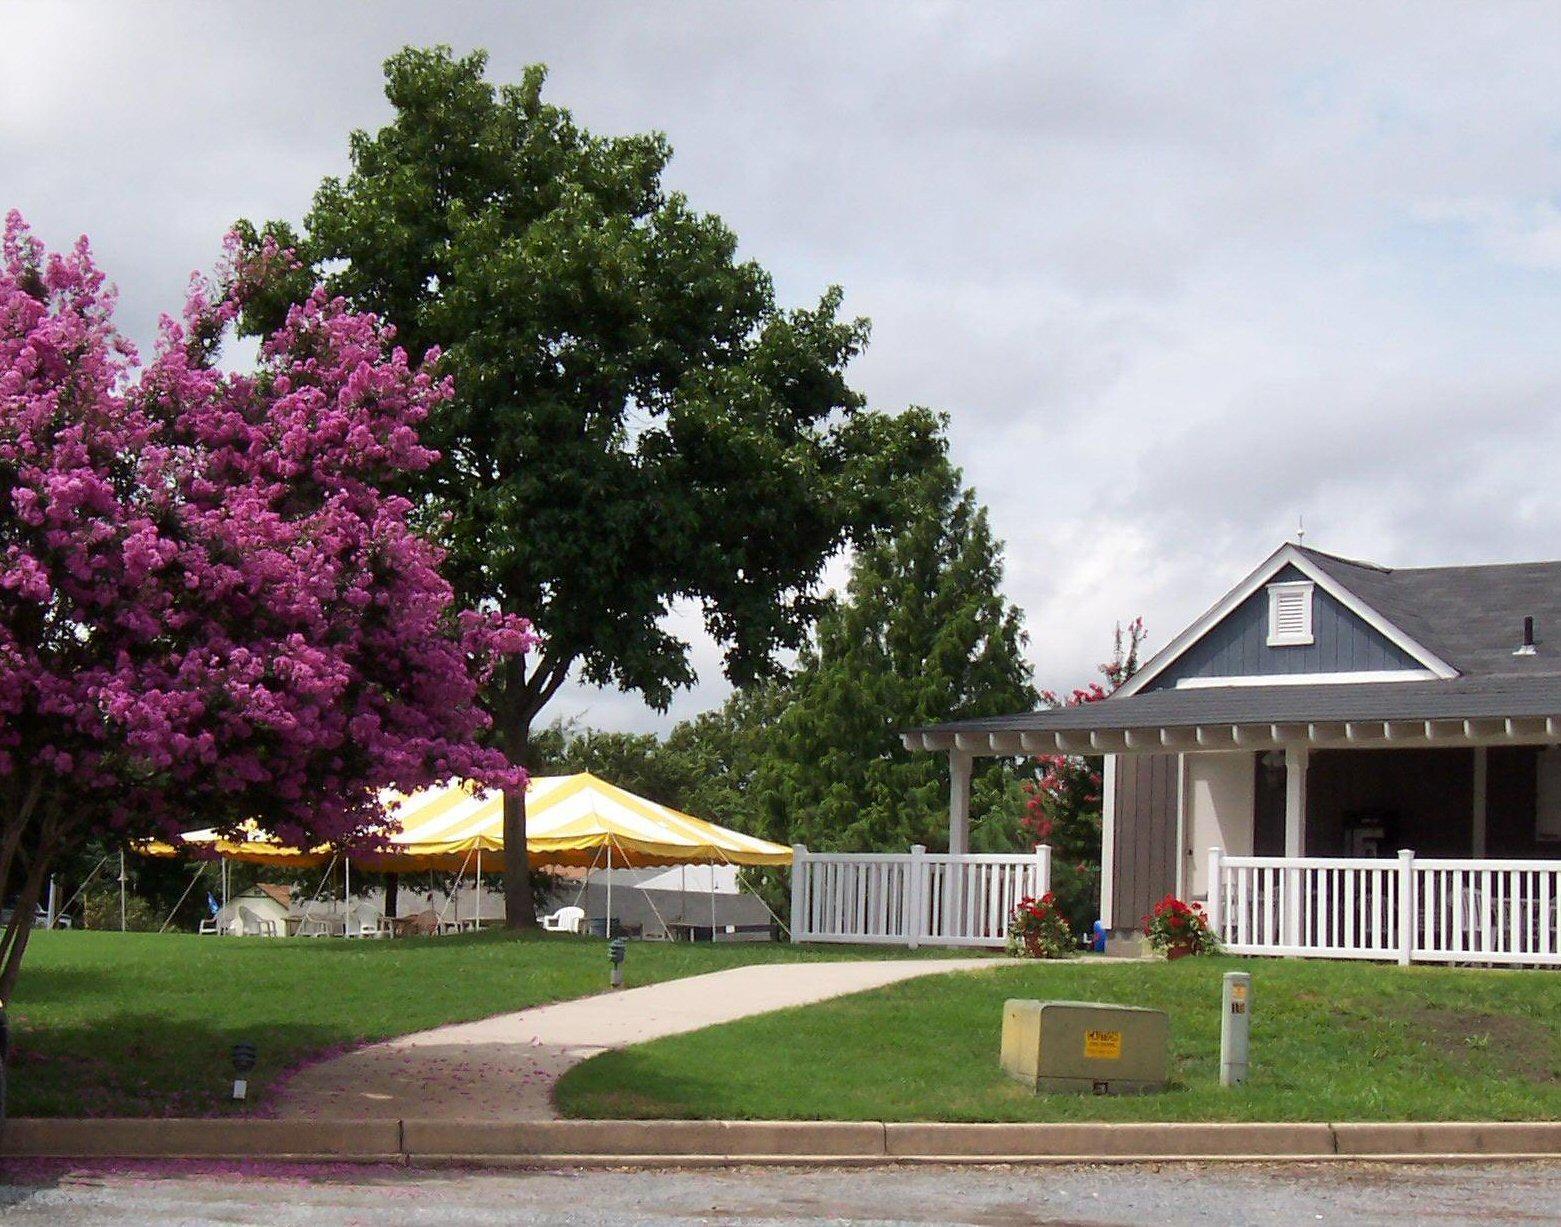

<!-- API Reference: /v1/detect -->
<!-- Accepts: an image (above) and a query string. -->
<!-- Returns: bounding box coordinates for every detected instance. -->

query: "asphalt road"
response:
[1,1160,1557,1225]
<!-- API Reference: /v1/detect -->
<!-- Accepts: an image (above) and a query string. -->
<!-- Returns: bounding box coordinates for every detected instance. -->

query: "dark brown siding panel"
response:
[1112,753,1179,928]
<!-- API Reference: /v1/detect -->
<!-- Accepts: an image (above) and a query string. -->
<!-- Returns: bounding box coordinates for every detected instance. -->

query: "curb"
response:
[1,1118,1557,1165]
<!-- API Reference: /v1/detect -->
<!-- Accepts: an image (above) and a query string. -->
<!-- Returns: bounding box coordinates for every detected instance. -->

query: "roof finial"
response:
[1295,513,1306,545]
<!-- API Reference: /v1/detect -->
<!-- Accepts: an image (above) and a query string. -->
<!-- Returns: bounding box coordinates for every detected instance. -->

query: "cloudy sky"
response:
[4,2,1560,733]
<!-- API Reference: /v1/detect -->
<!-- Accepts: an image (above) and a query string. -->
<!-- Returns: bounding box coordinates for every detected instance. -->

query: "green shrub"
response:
[81,890,161,932]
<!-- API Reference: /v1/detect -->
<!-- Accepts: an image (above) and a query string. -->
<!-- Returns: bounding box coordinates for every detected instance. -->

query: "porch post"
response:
[1205,847,1224,935]
[1283,745,1308,858]
[948,749,972,857]
[1283,746,1308,948]
[1471,747,1488,856]
[790,844,809,943]
[1396,848,1416,966]
[1100,754,1117,928]
[906,844,926,949]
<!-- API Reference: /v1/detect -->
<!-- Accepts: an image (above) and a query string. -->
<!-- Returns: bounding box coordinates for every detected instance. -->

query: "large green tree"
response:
[241,47,939,926]
[743,452,1038,854]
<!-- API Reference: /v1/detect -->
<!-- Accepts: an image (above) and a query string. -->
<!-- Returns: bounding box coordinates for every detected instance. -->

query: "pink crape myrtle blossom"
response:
[0,214,531,994]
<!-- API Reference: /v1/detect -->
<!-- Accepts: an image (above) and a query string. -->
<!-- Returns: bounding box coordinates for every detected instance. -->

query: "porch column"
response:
[1283,744,1307,947]
[948,749,972,856]
[1283,745,1309,858]
[1471,747,1488,856]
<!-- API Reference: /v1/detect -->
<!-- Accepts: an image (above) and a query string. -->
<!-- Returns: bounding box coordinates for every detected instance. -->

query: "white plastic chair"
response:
[198,917,221,935]
[350,913,388,938]
[542,906,585,934]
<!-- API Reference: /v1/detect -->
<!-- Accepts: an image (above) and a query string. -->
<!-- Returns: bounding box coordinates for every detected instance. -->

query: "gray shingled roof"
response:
[912,675,1561,737]
[1295,546,1561,679]
[911,546,1561,738]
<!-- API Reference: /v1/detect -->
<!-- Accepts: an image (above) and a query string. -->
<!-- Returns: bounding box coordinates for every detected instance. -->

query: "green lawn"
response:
[556,956,1561,1123]
[7,929,979,1118]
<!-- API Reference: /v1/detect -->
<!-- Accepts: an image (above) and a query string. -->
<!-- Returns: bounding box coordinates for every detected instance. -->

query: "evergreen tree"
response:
[747,452,1037,854]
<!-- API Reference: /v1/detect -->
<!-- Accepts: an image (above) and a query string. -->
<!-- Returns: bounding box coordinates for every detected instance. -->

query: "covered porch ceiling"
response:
[903,677,1561,756]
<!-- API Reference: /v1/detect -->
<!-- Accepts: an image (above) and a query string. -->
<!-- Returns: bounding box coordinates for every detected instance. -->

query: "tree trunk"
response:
[0,845,55,1005]
[384,872,399,919]
[502,713,537,930]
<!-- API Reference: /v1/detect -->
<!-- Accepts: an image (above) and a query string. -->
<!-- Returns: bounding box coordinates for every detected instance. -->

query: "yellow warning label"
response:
[1230,982,1248,1003]
[1084,1029,1123,1060]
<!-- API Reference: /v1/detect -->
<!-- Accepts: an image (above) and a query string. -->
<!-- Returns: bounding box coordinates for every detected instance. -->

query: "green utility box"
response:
[1001,999,1169,1094]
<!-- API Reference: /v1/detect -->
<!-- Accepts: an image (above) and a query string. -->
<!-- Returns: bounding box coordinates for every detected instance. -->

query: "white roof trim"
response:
[1174,669,1439,689]
[901,715,1561,756]
[1115,544,1460,698]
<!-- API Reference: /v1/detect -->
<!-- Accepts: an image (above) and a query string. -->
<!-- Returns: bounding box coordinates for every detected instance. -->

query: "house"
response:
[903,543,1561,964]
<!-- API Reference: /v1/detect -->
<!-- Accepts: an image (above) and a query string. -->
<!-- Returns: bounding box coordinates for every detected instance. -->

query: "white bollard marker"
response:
[1220,971,1251,1087]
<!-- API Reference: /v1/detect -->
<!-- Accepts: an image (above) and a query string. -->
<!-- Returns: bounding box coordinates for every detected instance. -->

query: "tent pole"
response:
[119,851,127,933]
[709,861,716,943]
[157,862,206,933]
[605,841,613,940]
[476,848,482,929]
[345,858,351,937]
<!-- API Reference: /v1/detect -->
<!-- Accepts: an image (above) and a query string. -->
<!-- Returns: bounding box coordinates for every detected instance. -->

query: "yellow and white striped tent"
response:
[142,773,791,873]
[354,772,790,872]
[138,819,334,868]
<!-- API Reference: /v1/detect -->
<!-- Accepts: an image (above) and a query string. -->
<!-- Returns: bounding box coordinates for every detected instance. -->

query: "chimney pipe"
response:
[1515,616,1537,656]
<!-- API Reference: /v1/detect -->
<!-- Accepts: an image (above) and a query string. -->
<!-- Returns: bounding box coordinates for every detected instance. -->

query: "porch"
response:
[903,699,1561,963]
[1183,740,1561,964]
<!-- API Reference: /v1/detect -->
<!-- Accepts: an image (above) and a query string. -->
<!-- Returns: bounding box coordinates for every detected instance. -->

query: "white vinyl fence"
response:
[1207,848,1561,967]
[790,844,1051,948]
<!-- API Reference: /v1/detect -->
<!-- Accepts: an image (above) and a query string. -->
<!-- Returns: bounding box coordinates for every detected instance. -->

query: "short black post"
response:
[231,1040,257,1101]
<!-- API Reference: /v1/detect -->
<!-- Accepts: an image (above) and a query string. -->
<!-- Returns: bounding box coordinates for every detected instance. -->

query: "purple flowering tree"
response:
[0,215,529,998]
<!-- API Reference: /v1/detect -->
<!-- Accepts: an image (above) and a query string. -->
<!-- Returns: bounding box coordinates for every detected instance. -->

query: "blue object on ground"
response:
[1091,920,1107,952]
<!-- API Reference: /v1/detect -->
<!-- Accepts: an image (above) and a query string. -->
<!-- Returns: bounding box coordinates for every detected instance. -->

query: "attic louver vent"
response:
[1267,581,1314,647]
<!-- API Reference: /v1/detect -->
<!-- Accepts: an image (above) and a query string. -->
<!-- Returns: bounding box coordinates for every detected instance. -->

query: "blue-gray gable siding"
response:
[1147,565,1422,689]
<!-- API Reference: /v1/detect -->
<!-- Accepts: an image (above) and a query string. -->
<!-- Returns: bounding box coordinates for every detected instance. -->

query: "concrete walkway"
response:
[277,958,998,1121]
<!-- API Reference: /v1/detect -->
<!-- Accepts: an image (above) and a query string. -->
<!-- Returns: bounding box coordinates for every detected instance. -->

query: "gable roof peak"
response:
[1291,543,1392,575]
[1113,540,1461,696]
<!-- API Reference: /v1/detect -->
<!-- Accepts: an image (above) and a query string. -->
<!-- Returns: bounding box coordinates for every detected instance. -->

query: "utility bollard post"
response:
[609,937,627,989]
[231,1041,257,1101]
[1220,971,1251,1087]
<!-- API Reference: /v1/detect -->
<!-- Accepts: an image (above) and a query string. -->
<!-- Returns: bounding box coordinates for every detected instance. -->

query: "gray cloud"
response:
[4,1,1560,733]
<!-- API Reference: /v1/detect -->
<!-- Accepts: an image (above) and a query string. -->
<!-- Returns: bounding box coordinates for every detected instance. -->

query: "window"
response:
[1266,581,1314,646]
